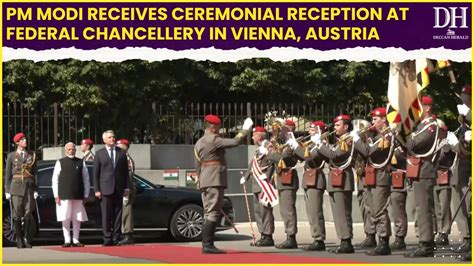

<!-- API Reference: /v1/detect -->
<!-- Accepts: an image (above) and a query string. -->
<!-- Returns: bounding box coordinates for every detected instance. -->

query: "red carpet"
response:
[47,244,363,263]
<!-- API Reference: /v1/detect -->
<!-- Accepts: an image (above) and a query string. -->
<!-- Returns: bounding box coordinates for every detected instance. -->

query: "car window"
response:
[37,167,53,187]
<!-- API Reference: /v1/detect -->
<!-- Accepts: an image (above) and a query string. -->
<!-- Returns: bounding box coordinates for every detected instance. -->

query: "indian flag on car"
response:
[163,169,179,181]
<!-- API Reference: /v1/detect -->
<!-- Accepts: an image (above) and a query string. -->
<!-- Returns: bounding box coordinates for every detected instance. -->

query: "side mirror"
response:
[134,183,146,194]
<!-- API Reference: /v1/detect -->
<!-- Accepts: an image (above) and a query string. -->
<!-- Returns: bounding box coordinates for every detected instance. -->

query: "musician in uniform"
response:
[194,115,253,254]
[241,126,276,247]
[404,96,440,257]
[448,85,471,261]
[353,108,394,256]
[266,119,300,249]
[288,120,328,251]
[80,138,95,163]
[433,120,455,247]
[5,132,38,248]
[116,139,136,245]
[311,114,356,253]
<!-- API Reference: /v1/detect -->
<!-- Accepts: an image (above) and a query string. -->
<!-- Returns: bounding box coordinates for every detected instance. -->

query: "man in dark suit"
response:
[93,130,130,246]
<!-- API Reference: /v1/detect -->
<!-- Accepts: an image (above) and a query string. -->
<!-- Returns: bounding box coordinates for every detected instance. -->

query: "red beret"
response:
[204,114,221,125]
[13,133,26,143]
[462,85,471,95]
[371,107,386,117]
[310,120,326,130]
[421,96,433,105]
[81,138,93,145]
[285,119,296,127]
[116,139,130,146]
[253,126,266,133]
[333,114,351,123]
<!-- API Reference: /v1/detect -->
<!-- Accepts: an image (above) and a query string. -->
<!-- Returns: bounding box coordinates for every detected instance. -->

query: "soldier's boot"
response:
[452,238,471,253]
[434,233,449,246]
[301,240,325,251]
[250,234,274,247]
[403,241,435,258]
[275,235,298,249]
[201,220,225,254]
[22,216,33,248]
[355,234,377,249]
[456,250,472,262]
[366,237,391,256]
[328,238,355,254]
[390,236,406,250]
[13,218,24,249]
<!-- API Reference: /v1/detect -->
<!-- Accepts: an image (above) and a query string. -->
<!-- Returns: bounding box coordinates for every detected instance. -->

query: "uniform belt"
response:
[201,160,221,166]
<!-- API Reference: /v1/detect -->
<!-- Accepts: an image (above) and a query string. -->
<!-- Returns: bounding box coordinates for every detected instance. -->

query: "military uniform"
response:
[5,133,38,248]
[83,150,95,163]
[404,100,440,257]
[194,114,250,254]
[81,139,95,163]
[242,134,275,247]
[267,132,299,249]
[119,139,135,245]
[294,142,327,250]
[315,114,355,253]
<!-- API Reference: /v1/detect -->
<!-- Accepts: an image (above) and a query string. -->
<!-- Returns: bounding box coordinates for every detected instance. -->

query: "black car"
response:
[2,161,234,246]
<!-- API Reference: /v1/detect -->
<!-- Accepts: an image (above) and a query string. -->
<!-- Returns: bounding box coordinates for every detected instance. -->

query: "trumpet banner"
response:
[386,59,435,142]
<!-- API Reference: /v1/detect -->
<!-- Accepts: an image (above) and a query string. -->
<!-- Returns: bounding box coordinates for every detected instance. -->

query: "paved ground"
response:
[3,222,471,264]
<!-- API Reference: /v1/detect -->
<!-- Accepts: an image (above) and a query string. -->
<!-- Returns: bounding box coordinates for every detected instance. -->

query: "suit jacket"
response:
[93,146,130,196]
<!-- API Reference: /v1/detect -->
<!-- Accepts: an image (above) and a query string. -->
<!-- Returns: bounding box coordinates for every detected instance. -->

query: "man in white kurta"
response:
[52,142,90,247]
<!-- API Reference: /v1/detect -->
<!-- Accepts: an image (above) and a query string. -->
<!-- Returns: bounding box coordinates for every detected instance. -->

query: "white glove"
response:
[123,196,129,206]
[5,193,11,200]
[242,117,254,130]
[447,131,459,146]
[258,174,268,180]
[457,104,470,116]
[257,146,268,155]
[286,138,299,150]
[240,176,247,185]
[310,134,321,145]
[350,130,360,142]
[33,191,39,199]
[464,130,472,142]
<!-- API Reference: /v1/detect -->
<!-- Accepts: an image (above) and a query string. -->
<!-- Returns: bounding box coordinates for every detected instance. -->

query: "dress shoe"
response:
[250,235,274,247]
[275,235,298,249]
[202,243,226,254]
[328,239,354,254]
[301,240,325,251]
[62,243,71,248]
[456,250,472,262]
[434,233,449,246]
[72,242,84,247]
[403,242,434,258]
[23,238,32,248]
[117,235,135,246]
[390,236,406,250]
[452,238,471,253]
[16,237,25,249]
[355,234,377,248]
[366,237,391,256]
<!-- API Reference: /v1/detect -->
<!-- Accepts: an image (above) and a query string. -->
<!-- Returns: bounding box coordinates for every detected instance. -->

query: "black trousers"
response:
[100,192,123,242]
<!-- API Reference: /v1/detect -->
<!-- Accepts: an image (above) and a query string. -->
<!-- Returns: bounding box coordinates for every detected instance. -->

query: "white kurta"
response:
[52,158,90,222]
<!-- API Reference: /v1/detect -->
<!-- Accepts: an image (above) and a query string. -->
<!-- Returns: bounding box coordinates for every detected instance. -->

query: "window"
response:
[37,167,54,187]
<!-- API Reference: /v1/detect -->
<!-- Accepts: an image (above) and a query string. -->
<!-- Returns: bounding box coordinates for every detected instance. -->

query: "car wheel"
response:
[3,213,16,247]
[169,204,204,242]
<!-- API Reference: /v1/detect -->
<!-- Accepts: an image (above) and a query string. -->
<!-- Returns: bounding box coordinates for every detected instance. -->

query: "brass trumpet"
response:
[278,134,310,151]
[301,130,336,147]
[340,125,375,142]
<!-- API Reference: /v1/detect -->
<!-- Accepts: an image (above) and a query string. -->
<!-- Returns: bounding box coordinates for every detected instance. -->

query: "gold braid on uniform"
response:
[21,152,36,178]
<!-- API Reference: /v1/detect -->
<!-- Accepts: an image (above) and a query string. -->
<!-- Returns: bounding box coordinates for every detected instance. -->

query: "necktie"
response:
[110,149,115,168]
[20,152,25,162]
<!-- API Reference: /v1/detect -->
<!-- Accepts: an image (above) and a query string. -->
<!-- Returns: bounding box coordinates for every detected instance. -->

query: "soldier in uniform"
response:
[266,119,300,249]
[241,126,276,247]
[194,114,253,254]
[311,114,356,253]
[353,107,394,256]
[288,120,328,251]
[116,139,135,245]
[5,133,38,248]
[389,141,408,250]
[81,138,95,163]
[448,85,472,261]
[433,120,455,247]
[404,96,440,258]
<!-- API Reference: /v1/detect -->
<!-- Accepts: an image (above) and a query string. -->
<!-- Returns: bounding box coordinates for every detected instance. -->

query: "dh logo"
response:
[433,7,468,28]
